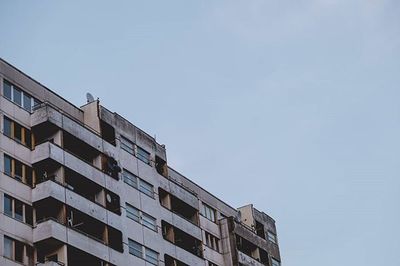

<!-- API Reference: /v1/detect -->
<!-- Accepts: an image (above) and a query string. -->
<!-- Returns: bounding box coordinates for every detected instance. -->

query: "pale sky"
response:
[1,1,399,265]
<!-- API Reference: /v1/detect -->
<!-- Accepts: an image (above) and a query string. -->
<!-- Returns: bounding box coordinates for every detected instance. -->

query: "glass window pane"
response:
[126,204,140,222]
[128,239,143,257]
[142,213,157,231]
[3,80,12,100]
[14,200,23,221]
[139,179,154,197]
[145,248,158,265]
[14,160,23,181]
[4,236,13,259]
[23,93,31,111]
[123,170,138,188]
[4,155,12,176]
[33,98,41,110]
[13,87,22,106]
[3,117,12,138]
[137,146,150,164]
[121,136,135,155]
[14,123,22,142]
[14,240,24,263]
[4,194,13,217]
[271,258,280,266]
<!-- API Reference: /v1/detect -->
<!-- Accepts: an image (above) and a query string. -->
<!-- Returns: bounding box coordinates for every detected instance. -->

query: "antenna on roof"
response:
[86,92,95,103]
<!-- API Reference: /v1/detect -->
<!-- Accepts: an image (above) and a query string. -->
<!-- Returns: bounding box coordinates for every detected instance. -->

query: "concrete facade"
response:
[0,58,281,266]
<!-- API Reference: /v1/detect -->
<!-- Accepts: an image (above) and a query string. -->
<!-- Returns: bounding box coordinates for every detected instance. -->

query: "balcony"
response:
[237,251,265,266]
[32,180,121,228]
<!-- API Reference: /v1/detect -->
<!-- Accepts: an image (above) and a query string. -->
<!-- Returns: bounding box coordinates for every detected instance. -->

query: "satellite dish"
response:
[106,194,112,203]
[86,92,95,103]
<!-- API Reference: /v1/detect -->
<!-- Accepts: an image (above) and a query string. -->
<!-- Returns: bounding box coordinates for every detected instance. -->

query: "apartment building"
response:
[0,58,281,266]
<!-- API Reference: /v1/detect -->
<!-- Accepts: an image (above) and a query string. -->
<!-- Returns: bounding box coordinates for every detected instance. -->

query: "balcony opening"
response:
[100,120,116,146]
[34,159,62,185]
[63,131,100,165]
[108,226,123,252]
[255,220,265,239]
[68,245,111,266]
[260,249,270,265]
[65,168,120,214]
[35,198,65,224]
[36,242,65,265]
[164,254,189,266]
[101,154,121,180]
[32,121,59,146]
[155,155,168,177]
[159,188,198,225]
[236,235,258,260]
[161,221,202,258]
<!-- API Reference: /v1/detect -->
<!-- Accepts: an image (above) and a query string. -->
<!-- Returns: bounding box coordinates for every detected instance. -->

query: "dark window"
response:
[4,116,12,137]
[25,205,33,225]
[3,80,12,100]
[4,155,12,176]
[4,194,12,217]
[14,160,23,181]
[13,87,22,106]
[25,129,32,148]
[14,200,23,222]
[14,240,24,263]
[14,123,22,143]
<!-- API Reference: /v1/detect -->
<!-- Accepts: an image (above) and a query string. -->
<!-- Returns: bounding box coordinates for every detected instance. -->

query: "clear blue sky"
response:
[1,1,399,265]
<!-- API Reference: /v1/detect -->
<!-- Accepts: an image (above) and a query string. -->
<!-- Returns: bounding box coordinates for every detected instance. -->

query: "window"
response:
[267,231,277,244]
[13,87,22,106]
[142,213,157,231]
[14,200,23,222]
[271,258,281,266]
[4,154,12,175]
[4,194,12,216]
[128,239,159,265]
[123,169,154,198]
[120,136,135,155]
[139,179,154,197]
[126,203,140,222]
[128,239,143,258]
[4,236,13,259]
[145,247,159,265]
[3,194,33,225]
[3,236,27,263]
[205,232,220,252]
[3,80,12,100]
[126,203,157,231]
[3,116,33,148]
[2,80,39,112]
[123,169,138,189]
[137,146,150,164]
[203,203,216,222]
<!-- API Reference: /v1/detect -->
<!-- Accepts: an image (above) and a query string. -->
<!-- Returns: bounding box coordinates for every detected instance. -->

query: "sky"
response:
[1,1,400,265]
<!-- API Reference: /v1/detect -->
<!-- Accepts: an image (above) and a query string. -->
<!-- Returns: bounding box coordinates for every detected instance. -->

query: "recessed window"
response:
[14,200,23,222]
[128,239,159,265]
[128,239,143,258]
[3,154,33,186]
[126,203,140,223]
[120,136,135,155]
[203,203,216,222]
[145,247,159,265]
[205,232,220,252]
[126,203,157,231]
[3,116,33,148]
[3,236,13,259]
[137,146,150,165]
[271,258,281,266]
[123,169,138,189]
[2,79,40,112]
[4,194,12,216]
[267,231,277,244]
[3,80,12,100]
[139,179,154,197]
[13,87,22,106]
